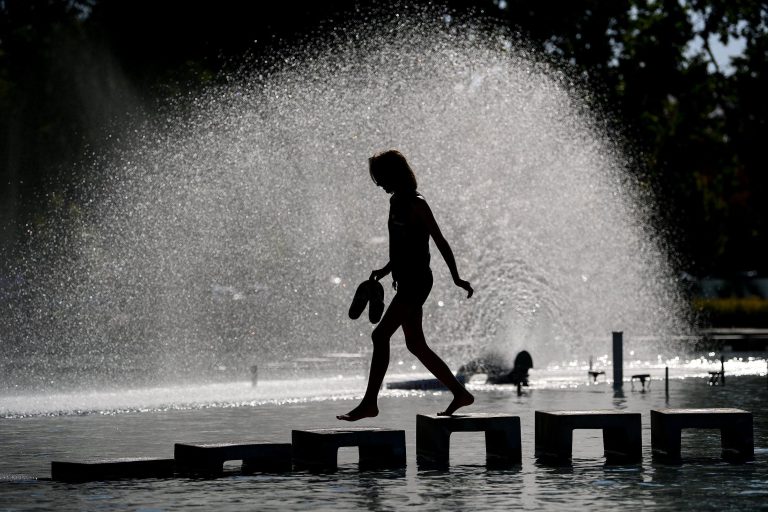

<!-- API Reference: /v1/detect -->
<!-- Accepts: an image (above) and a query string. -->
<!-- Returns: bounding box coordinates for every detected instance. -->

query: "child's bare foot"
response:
[437,389,474,416]
[336,402,379,421]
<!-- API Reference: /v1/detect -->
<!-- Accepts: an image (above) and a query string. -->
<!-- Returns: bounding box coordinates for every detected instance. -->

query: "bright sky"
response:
[686,15,749,75]
[707,34,747,74]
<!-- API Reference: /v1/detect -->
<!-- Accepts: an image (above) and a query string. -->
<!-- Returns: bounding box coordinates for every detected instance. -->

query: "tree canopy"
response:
[1,0,766,275]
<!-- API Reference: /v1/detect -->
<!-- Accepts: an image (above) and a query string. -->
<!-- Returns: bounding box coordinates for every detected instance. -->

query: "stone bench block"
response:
[292,428,406,471]
[51,457,175,482]
[535,410,642,464]
[651,408,753,462]
[175,442,292,474]
[631,374,651,389]
[416,413,521,468]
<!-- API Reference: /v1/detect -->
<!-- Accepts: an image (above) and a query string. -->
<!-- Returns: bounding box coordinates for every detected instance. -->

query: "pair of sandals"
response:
[348,278,385,323]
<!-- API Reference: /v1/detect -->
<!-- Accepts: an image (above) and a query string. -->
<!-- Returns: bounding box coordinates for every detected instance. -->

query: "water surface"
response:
[1,372,765,511]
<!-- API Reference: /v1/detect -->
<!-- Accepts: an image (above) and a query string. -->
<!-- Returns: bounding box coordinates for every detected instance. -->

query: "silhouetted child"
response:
[338,150,474,421]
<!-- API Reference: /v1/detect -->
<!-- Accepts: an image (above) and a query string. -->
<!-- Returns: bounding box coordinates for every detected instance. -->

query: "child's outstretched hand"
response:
[455,278,473,298]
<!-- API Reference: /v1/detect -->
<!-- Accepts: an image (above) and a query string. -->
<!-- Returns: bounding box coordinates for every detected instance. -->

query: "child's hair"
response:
[369,150,417,191]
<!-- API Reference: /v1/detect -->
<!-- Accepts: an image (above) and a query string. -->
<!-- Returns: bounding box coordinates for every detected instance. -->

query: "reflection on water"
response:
[2,353,764,418]
[0,374,766,511]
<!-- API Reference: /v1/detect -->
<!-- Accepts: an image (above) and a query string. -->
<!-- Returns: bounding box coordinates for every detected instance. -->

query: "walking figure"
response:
[338,150,475,421]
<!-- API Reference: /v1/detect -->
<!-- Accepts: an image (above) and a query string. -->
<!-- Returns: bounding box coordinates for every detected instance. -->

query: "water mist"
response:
[0,12,692,392]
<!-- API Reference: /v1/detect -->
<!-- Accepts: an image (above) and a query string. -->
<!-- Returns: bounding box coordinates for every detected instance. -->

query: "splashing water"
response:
[1,12,693,392]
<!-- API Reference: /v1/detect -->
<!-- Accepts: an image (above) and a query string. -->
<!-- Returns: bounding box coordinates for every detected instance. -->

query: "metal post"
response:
[612,331,623,390]
[665,366,669,400]
[720,355,725,386]
[250,365,258,387]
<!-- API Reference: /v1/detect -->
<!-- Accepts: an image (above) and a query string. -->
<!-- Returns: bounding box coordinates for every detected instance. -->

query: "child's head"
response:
[369,150,417,193]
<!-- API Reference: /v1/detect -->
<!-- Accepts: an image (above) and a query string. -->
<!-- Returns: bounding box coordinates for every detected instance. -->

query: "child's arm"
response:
[370,261,391,281]
[414,199,473,298]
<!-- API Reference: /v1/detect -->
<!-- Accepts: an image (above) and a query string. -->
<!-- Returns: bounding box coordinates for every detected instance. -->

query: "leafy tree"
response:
[1,0,766,276]
[460,0,767,274]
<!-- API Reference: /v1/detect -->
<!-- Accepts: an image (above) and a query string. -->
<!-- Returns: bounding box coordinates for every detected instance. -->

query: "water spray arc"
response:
[0,14,691,392]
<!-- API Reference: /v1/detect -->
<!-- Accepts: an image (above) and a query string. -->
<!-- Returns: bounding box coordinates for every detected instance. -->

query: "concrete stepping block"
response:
[51,457,175,482]
[651,408,754,462]
[535,410,642,464]
[292,428,406,471]
[416,413,522,468]
[174,442,292,474]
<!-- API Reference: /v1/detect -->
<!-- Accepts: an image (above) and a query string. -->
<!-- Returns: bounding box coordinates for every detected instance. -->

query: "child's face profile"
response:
[372,169,394,193]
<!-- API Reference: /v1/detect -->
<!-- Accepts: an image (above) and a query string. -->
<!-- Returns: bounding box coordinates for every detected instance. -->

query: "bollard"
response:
[720,355,725,386]
[250,365,258,387]
[612,332,623,390]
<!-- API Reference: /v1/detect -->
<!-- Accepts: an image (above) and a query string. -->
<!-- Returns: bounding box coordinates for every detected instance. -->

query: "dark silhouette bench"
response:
[416,413,521,468]
[588,370,605,383]
[292,428,405,471]
[651,408,753,462]
[631,374,651,390]
[587,356,604,383]
[174,442,292,474]
[51,457,175,482]
[535,410,642,464]
[708,355,726,386]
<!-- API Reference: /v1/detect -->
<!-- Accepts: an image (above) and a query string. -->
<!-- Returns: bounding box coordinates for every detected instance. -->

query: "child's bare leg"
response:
[337,297,407,421]
[336,341,387,421]
[402,311,474,416]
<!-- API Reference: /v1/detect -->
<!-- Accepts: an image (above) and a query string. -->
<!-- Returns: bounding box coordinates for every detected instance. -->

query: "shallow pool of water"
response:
[1,372,766,511]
